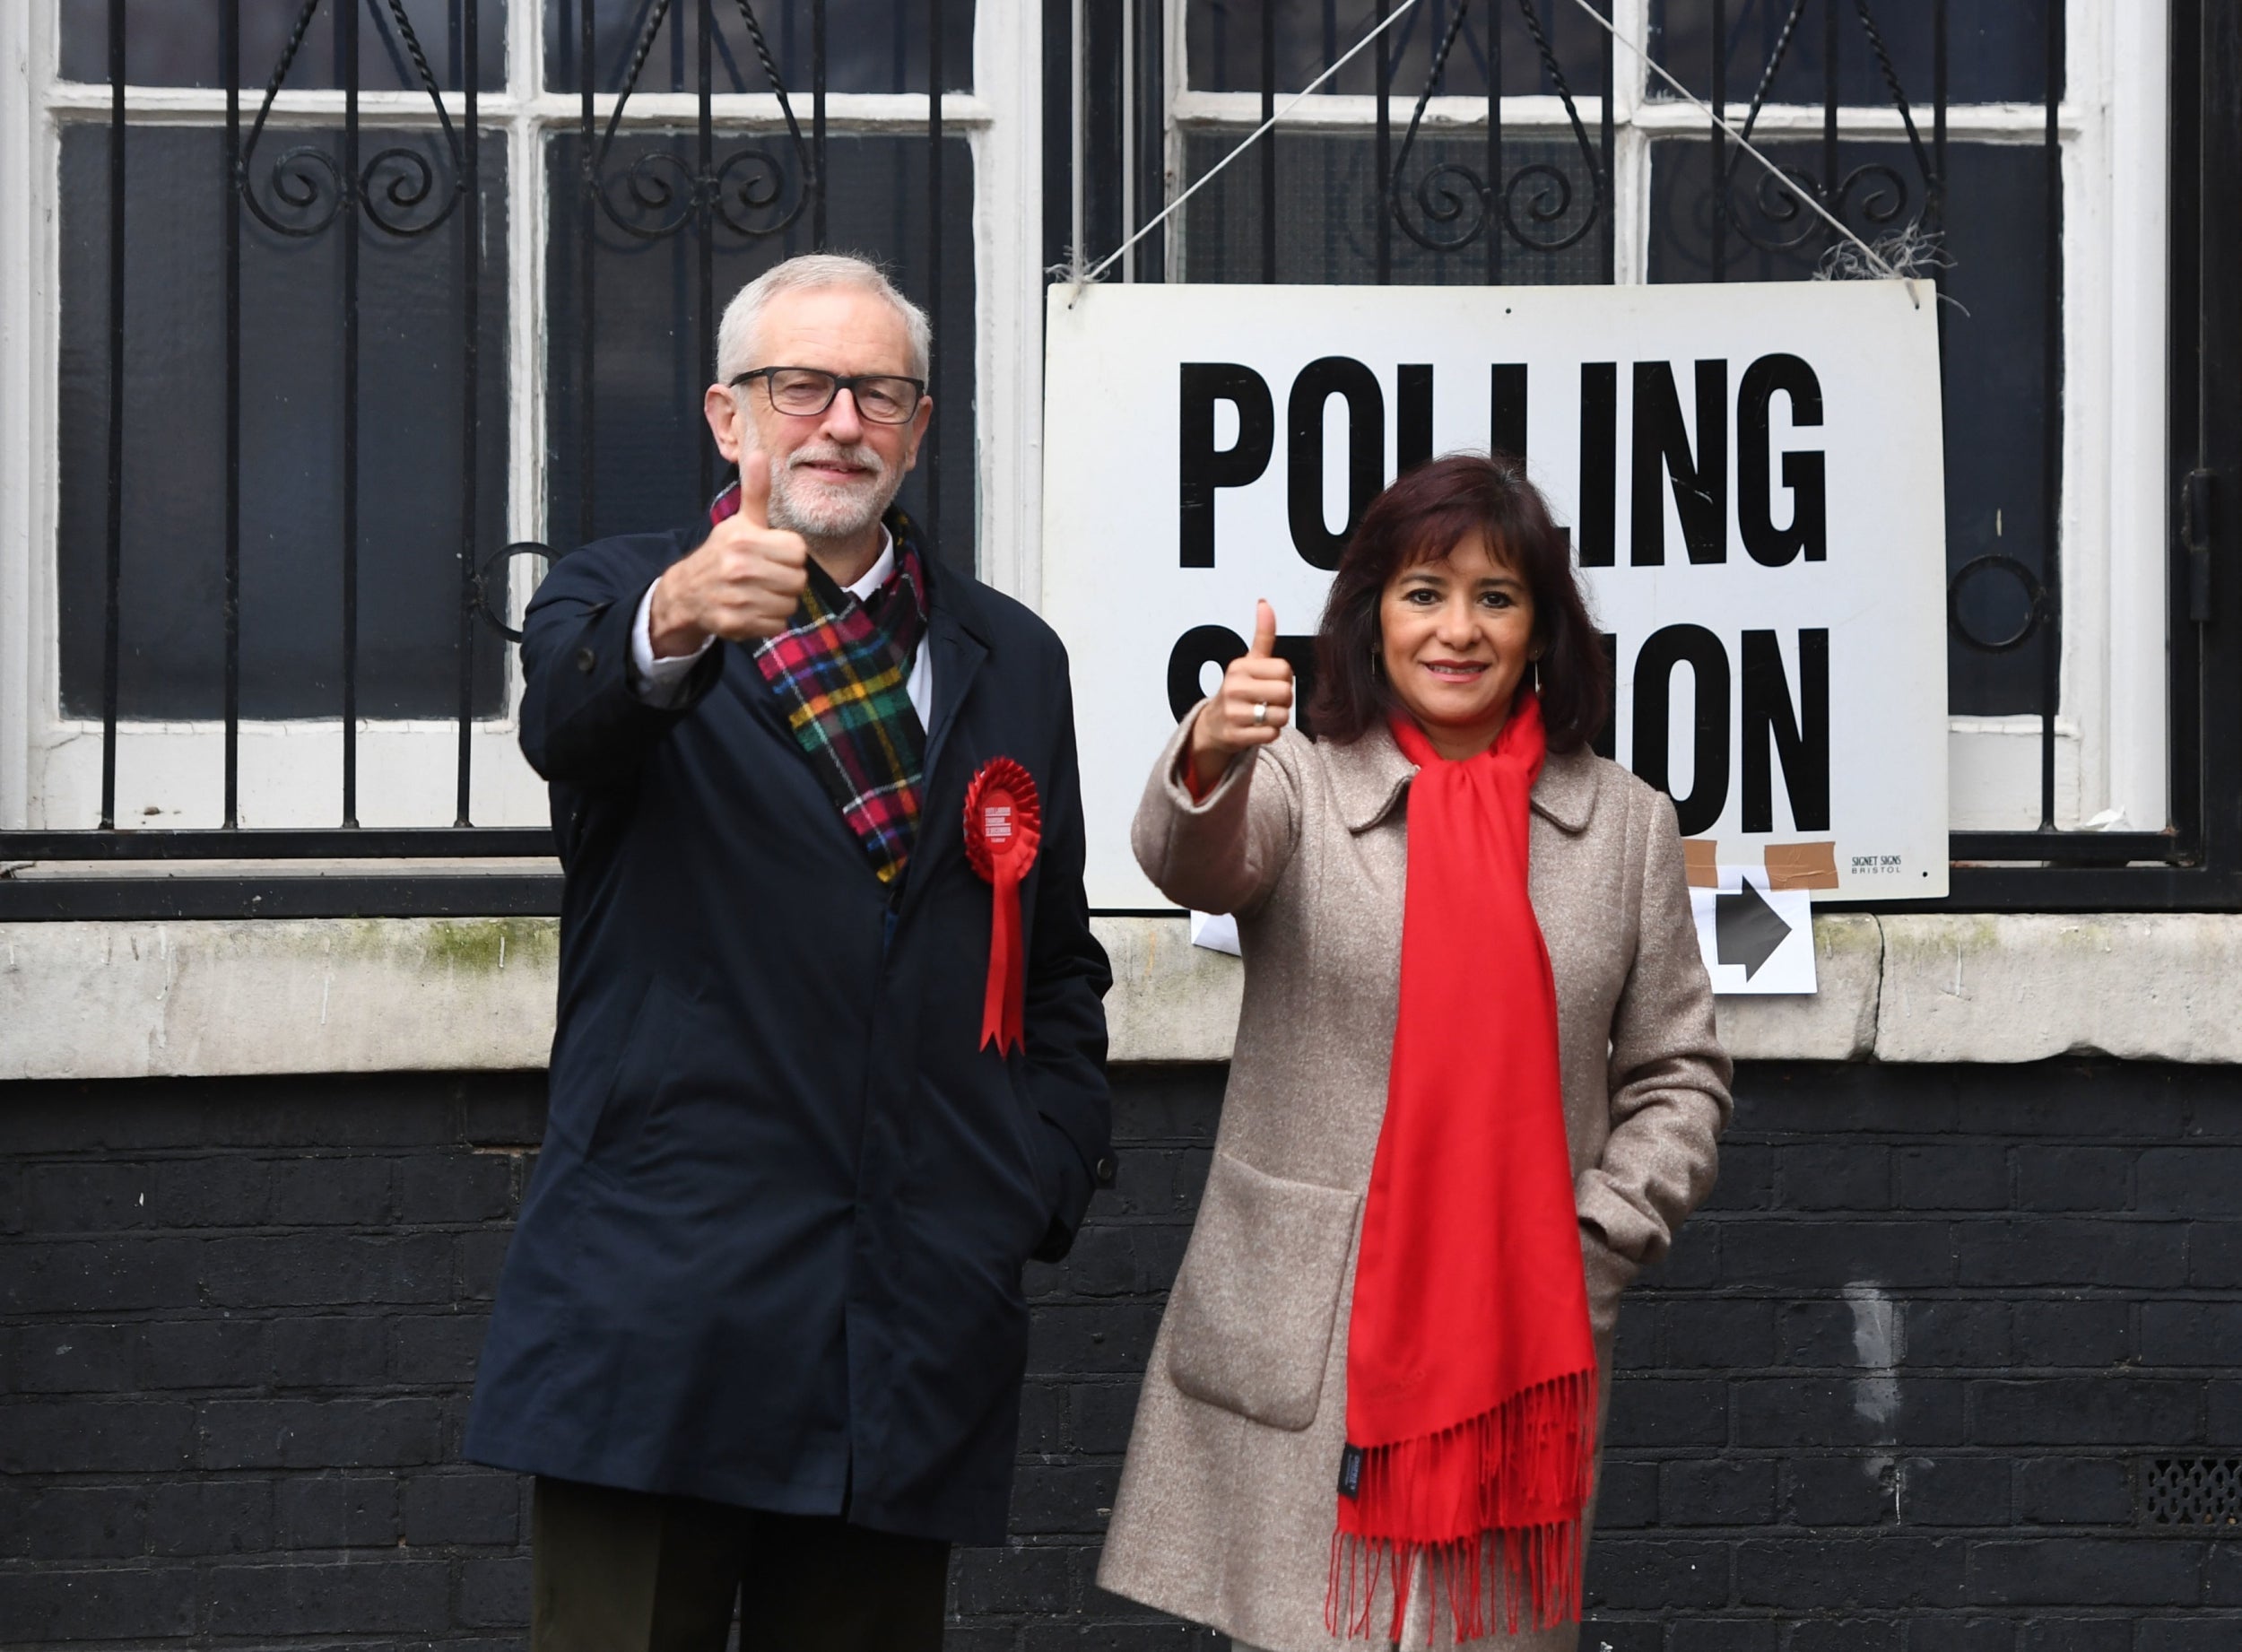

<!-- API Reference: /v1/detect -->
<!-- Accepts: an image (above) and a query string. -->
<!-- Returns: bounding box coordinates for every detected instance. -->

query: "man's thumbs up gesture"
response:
[647,451,812,656]
[1187,599,1295,794]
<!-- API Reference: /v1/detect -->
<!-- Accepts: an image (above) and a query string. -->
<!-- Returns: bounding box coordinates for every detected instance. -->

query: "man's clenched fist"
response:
[647,452,809,655]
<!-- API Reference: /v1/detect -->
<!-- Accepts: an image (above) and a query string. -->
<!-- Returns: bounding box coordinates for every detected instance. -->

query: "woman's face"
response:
[1377,534,1539,758]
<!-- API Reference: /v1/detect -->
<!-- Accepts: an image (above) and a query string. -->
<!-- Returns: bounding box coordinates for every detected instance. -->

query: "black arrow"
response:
[1716,879,1793,980]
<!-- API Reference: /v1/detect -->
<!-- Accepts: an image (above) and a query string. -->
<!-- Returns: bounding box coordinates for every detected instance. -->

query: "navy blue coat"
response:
[465,524,1113,1544]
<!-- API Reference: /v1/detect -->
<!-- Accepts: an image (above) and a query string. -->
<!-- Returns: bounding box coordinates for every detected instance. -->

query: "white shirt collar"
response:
[843,525,899,603]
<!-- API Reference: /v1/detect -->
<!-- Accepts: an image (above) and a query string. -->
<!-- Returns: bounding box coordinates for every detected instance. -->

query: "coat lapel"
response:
[1317,715,1602,836]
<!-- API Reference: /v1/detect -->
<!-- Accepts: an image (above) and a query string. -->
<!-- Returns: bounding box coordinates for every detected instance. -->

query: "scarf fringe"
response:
[1325,1369,1598,1644]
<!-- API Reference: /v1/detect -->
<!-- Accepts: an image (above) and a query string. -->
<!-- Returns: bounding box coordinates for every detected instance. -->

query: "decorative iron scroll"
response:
[238,0,466,239]
[589,0,813,243]
[1387,0,1605,256]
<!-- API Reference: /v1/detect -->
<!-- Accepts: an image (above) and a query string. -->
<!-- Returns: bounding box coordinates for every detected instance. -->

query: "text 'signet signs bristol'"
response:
[1041,280,1950,910]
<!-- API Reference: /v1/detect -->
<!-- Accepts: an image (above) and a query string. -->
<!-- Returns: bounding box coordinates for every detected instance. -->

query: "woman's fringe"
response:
[1325,1370,1597,1644]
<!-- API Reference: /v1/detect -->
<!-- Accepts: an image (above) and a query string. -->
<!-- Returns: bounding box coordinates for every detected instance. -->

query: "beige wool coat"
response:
[1096,708,1733,1652]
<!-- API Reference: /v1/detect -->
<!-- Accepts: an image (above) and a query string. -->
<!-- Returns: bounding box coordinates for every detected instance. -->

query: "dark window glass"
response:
[1182,131,1608,286]
[1186,0,1612,101]
[57,126,510,719]
[544,131,976,569]
[61,0,507,92]
[1649,136,2054,717]
[1648,0,2059,109]
[545,0,973,96]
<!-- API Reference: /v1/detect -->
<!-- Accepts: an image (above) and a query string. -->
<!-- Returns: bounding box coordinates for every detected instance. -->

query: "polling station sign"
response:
[1041,279,1950,909]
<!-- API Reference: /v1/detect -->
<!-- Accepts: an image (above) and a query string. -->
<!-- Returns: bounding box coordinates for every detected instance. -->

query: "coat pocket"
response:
[1164,1152,1361,1431]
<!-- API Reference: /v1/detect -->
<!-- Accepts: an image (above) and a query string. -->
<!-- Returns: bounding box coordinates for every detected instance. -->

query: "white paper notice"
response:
[1690,865,1817,996]
[1188,910,1242,957]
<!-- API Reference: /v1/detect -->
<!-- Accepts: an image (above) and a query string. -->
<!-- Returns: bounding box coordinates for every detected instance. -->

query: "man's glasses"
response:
[730,366,926,424]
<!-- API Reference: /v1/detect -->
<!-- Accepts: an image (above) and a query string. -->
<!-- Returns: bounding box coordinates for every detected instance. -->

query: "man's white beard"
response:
[766,442,899,545]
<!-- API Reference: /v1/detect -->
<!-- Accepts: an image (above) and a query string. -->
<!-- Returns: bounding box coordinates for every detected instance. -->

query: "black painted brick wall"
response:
[4,1061,2241,1649]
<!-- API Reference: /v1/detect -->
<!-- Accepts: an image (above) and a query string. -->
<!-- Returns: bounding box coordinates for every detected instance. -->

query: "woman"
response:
[1097,455,1731,1652]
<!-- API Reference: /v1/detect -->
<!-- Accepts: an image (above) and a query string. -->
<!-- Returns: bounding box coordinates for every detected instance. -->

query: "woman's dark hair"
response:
[1308,452,1609,752]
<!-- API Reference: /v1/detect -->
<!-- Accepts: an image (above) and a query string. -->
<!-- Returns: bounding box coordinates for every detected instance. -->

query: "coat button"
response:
[575,646,596,674]
[1094,1154,1117,1188]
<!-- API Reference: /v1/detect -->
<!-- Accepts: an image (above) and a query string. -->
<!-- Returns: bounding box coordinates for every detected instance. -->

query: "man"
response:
[466,254,1114,1652]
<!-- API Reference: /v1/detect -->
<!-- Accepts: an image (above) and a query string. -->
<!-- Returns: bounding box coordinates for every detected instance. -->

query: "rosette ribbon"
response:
[963,757,1042,1054]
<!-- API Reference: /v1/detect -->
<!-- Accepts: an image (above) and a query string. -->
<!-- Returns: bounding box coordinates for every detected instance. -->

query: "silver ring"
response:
[1253,700,1268,726]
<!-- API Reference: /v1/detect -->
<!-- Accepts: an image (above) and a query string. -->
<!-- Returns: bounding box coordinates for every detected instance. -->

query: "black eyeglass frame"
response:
[728,366,929,423]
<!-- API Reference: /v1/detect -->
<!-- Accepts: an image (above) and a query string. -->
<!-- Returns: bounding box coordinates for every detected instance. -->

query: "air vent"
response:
[2144,1458,2242,1527]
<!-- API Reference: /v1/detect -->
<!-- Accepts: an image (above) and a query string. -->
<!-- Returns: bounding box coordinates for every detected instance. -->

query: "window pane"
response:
[1648,0,2059,109]
[1648,136,2054,717]
[544,0,973,95]
[57,126,510,719]
[1186,0,1612,101]
[1182,131,1608,286]
[543,131,976,569]
[60,0,506,91]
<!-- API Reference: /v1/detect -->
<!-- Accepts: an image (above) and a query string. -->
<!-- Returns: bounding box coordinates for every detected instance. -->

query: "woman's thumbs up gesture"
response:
[1187,600,1295,795]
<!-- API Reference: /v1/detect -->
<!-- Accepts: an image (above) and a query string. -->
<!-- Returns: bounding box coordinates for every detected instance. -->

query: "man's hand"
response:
[647,453,809,655]
[1187,600,1294,795]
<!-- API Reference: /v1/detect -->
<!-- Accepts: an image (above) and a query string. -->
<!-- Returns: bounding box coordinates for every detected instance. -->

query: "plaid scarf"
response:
[710,483,932,887]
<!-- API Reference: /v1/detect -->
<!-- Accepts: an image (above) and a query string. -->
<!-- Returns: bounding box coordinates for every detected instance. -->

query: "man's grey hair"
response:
[715,253,932,386]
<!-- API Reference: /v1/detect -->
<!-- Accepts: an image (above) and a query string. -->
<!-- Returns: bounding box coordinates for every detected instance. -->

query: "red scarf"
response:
[1330,695,1598,1643]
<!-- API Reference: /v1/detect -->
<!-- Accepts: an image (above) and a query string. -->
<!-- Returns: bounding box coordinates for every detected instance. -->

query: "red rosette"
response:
[963,757,1042,1054]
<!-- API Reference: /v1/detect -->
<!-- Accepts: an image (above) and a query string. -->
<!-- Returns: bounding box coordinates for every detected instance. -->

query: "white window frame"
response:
[1158,0,2168,835]
[0,0,1044,834]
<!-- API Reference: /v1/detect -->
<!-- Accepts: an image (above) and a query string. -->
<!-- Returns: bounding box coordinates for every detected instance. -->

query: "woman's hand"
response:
[1187,600,1294,796]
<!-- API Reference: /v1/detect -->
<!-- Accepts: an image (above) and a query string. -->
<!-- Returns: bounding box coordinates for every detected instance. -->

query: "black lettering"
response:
[1577,363,1616,567]
[1490,363,1527,462]
[1632,623,1731,837]
[1737,353,1827,567]
[1178,363,1274,569]
[1592,631,1618,760]
[1287,357,1386,570]
[1631,360,1729,566]
[1741,628,1830,831]
[1397,364,1434,474]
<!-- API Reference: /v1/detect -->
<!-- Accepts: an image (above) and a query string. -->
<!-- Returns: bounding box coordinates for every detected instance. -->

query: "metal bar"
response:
[342,0,361,827]
[225,0,242,828]
[1709,0,1725,279]
[455,0,480,826]
[579,0,596,547]
[1931,0,1946,309]
[1596,0,1612,281]
[1821,0,1837,231]
[1950,830,2185,867]
[1070,0,1084,274]
[1375,0,1391,283]
[1261,0,1276,283]
[698,0,714,505]
[100,0,125,830]
[1120,0,1134,282]
[0,828,557,859]
[2038,0,2064,830]
[926,0,944,539]
[1487,0,1500,286]
[812,0,827,248]
[0,875,570,923]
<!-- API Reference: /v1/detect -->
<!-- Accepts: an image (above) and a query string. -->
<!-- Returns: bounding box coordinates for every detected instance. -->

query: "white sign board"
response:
[1041,280,1949,911]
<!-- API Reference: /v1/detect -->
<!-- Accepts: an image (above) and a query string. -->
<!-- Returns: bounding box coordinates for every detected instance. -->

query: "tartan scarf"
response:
[710,482,931,887]
[1330,695,1598,1644]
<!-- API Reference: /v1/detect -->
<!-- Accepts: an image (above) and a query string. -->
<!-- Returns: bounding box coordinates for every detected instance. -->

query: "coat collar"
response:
[1321,717,1601,836]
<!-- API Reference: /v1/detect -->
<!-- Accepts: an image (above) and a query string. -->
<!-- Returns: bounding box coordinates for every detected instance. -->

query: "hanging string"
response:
[1070,0,1432,293]
[1555,0,1920,307]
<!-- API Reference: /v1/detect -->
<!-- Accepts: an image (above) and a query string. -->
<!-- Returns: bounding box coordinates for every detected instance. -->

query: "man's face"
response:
[705,285,931,543]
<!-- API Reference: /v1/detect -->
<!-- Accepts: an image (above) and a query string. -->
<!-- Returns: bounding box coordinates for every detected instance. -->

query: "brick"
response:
[1899,1456,2011,1526]
[1614,1299,1659,1370]
[1788,1621,1903,1652]
[20,1485,149,1559]
[2017,1622,2129,1652]
[1968,1380,2200,1448]
[0,1564,198,1639]
[1007,1464,1120,1535]
[2208,1381,2242,1443]
[1733,1068,1954,1135]
[1777,1300,1864,1367]
[1957,1222,2186,1291]
[2,1237,204,1312]
[2142,1301,2242,1367]
[456,1552,534,1627]
[456,1227,517,1300]
[138,1317,269,1389]
[401,1469,522,1546]
[146,1478,274,1555]
[1604,1378,1728,1448]
[1669,1621,1779,1652]
[2012,1148,2132,1213]
[1896,1144,2011,1213]
[391,1311,491,1387]
[1967,1539,2203,1606]
[1061,1226,1189,1299]
[0,1399,196,1473]
[1731,1222,1957,1289]
[203,1557,452,1635]
[2134,1619,2242,1652]
[1907,1621,2014,1652]
[1595,1458,1658,1528]
[1699,1143,1775,1213]
[1016,1380,1068,1456]
[1638,1224,1719,1289]
[1659,1459,1776,1526]
[269,1156,395,1225]
[197,1397,445,1470]
[1071,1380,1141,1458]
[1574,1622,1661,1652]
[2014,1457,2133,1525]
[395,1152,518,1224]
[1959,1085,2186,1140]
[1734,1378,1963,1448]
[267,1316,391,1388]
[1578,1538,1731,1609]
[276,1474,397,1546]
[955,1543,1077,1614]
[1028,1306,1165,1376]
[1777,1144,1892,1212]
[201,1087,456,1149]
[1903,1303,2013,1370]
[2011,1302,2133,1369]
[2137,1148,2242,1219]
[1786,1456,1896,1526]
[199,1232,457,1308]
[460,1084,548,1148]
[2210,1540,2242,1604]
[0,1162,23,1235]
[7,1321,135,1392]
[1734,1536,1967,1609]
[2185,1224,2242,1288]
